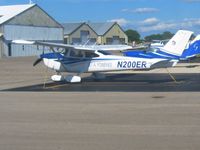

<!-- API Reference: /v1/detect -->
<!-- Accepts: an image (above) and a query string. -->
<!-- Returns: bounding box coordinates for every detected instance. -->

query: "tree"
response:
[125,29,141,43]
[145,34,162,42]
[144,31,174,42]
[162,31,174,40]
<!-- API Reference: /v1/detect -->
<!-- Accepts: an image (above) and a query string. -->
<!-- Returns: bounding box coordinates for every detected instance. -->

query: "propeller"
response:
[33,58,43,66]
[33,47,45,66]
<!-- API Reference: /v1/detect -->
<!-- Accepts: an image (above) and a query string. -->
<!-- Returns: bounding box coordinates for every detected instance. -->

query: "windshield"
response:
[146,47,160,53]
[97,50,112,55]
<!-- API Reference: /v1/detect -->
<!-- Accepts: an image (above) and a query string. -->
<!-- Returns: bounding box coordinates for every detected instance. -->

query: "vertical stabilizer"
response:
[161,30,193,56]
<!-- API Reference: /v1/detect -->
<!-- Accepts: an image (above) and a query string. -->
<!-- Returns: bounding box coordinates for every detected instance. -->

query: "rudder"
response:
[161,30,193,56]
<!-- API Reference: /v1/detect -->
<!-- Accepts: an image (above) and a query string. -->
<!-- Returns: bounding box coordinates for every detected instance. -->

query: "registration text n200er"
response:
[117,61,147,69]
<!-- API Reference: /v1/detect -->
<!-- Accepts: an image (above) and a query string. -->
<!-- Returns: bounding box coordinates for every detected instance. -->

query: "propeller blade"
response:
[33,58,42,66]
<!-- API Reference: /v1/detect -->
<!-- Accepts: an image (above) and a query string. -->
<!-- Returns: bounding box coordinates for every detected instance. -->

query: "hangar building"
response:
[63,22,97,45]
[62,22,128,45]
[0,4,63,58]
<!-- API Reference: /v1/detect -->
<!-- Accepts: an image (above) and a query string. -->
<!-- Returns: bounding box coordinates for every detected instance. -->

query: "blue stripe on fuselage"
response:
[124,40,200,60]
[40,53,64,59]
[124,50,179,59]
[40,52,122,65]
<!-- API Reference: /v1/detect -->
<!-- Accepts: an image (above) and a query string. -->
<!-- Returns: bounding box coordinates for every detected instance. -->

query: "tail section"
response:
[191,34,200,44]
[161,30,193,56]
[181,35,200,59]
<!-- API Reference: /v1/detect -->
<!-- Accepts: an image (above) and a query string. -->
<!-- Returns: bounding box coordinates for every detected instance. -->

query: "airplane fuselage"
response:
[43,54,178,73]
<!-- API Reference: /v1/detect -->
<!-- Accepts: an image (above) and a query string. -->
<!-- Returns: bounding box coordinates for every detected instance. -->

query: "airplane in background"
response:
[150,39,168,48]
[12,30,193,83]
[124,33,200,61]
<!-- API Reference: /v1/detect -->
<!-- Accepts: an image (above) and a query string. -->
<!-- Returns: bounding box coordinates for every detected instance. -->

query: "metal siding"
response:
[4,25,63,40]
[7,5,61,28]
[62,23,83,35]
[0,40,2,58]
[0,26,3,58]
[11,44,51,57]
[3,41,8,57]
[3,25,63,57]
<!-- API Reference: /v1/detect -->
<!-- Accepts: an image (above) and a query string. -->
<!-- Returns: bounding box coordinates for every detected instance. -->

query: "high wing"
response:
[12,40,83,50]
[12,40,133,51]
[77,44,133,51]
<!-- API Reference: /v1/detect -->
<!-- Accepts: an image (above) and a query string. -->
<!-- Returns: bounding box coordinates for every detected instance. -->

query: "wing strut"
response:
[166,68,177,83]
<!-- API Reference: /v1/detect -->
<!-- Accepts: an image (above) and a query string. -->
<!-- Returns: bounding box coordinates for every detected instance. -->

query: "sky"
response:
[1,0,200,37]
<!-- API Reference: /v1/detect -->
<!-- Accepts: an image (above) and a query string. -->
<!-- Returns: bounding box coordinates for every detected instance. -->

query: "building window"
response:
[81,30,90,44]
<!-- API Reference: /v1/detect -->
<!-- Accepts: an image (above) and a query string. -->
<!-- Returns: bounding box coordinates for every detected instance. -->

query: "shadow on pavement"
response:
[2,73,200,92]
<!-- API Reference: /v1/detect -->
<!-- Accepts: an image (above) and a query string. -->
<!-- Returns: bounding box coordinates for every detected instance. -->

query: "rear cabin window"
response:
[85,52,99,58]
[69,50,86,58]
[77,51,84,58]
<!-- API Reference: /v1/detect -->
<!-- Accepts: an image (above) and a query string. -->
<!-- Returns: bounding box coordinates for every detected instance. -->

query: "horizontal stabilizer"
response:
[161,30,193,56]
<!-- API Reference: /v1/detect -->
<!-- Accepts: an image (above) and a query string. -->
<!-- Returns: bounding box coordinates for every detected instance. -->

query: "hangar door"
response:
[4,25,63,57]
[9,43,49,57]
[81,30,90,44]
[112,36,120,44]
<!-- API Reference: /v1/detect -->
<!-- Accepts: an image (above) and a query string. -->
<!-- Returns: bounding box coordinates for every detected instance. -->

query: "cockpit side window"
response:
[63,49,69,56]
[77,51,84,58]
[69,50,77,57]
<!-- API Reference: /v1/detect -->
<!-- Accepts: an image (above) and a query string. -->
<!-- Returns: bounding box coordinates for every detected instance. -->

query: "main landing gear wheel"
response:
[51,75,81,83]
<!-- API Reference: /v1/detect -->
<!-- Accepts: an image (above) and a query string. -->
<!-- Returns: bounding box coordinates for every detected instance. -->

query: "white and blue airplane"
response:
[12,30,193,83]
[124,33,200,61]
